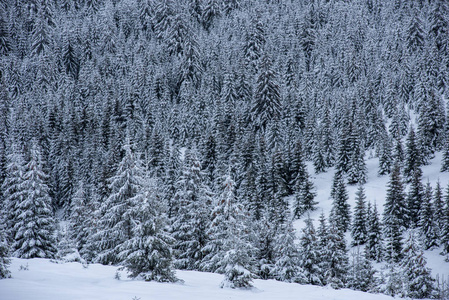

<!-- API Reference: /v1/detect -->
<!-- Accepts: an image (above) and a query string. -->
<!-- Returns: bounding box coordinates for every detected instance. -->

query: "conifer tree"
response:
[383,163,408,230]
[273,220,304,283]
[300,215,322,286]
[367,202,383,262]
[419,182,438,250]
[217,176,255,289]
[433,180,445,240]
[407,170,424,228]
[317,212,329,285]
[404,126,422,183]
[172,148,212,270]
[351,184,368,246]
[13,143,56,259]
[401,231,436,299]
[293,175,317,219]
[1,146,25,243]
[118,178,178,282]
[324,219,349,289]
[0,228,11,279]
[330,172,351,232]
[251,55,281,132]
[347,248,377,292]
[95,143,147,265]
[442,183,449,256]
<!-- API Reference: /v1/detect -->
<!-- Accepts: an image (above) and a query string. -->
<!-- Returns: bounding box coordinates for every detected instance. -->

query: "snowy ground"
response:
[296,152,449,280]
[0,258,397,300]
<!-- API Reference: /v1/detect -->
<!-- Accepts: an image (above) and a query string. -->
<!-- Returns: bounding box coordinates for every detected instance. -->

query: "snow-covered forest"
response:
[1,0,449,298]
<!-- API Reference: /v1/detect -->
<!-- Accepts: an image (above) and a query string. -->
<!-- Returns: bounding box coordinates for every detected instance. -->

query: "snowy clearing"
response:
[0,258,397,300]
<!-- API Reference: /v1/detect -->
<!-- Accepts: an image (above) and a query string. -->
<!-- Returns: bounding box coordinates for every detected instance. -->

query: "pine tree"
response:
[401,231,436,299]
[95,143,147,265]
[293,175,317,219]
[367,202,383,262]
[419,182,439,250]
[118,178,178,282]
[300,215,323,286]
[330,172,351,232]
[317,212,329,285]
[351,185,368,246]
[13,143,56,259]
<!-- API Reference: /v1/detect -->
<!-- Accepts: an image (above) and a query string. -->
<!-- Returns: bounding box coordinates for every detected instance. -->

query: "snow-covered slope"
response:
[0,258,396,300]
[295,152,449,279]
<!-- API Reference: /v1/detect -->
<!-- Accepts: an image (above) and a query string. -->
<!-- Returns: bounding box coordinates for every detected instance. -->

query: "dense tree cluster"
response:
[0,0,448,296]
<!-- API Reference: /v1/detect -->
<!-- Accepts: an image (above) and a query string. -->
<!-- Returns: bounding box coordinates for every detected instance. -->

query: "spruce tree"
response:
[95,143,147,265]
[300,215,323,286]
[13,143,56,259]
[0,228,11,279]
[433,180,445,241]
[401,231,436,299]
[403,126,422,183]
[317,212,329,285]
[347,248,377,292]
[367,202,383,262]
[407,170,424,228]
[330,171,351,232]
[441,183,449,256]
[324,219,349,289]
[383,163,408,230]
[1,146,25,243]
[172,148,211,270]
[218,177,255,289]
[273,220,304,283]
[351,184,368,246]
[293,176,317,219]
[419,182,438,250]
[118,178,178,282]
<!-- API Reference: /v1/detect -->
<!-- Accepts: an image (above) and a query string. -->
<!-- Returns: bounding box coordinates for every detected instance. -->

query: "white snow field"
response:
[1,257,397,300]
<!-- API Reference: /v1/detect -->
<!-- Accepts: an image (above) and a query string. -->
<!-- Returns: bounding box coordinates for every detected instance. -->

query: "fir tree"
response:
[293,176,317,219]
[351,184,368,246]
[300,215,323,286]
[317,212,329,285]
[13,143,56,259]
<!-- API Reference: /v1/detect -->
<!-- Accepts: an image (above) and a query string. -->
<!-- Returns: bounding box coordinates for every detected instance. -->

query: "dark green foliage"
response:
[330,172,351,233]
[0,228,11,279]
[419,182,439,250]
[351,185,368,246]
[366,202,383,262]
